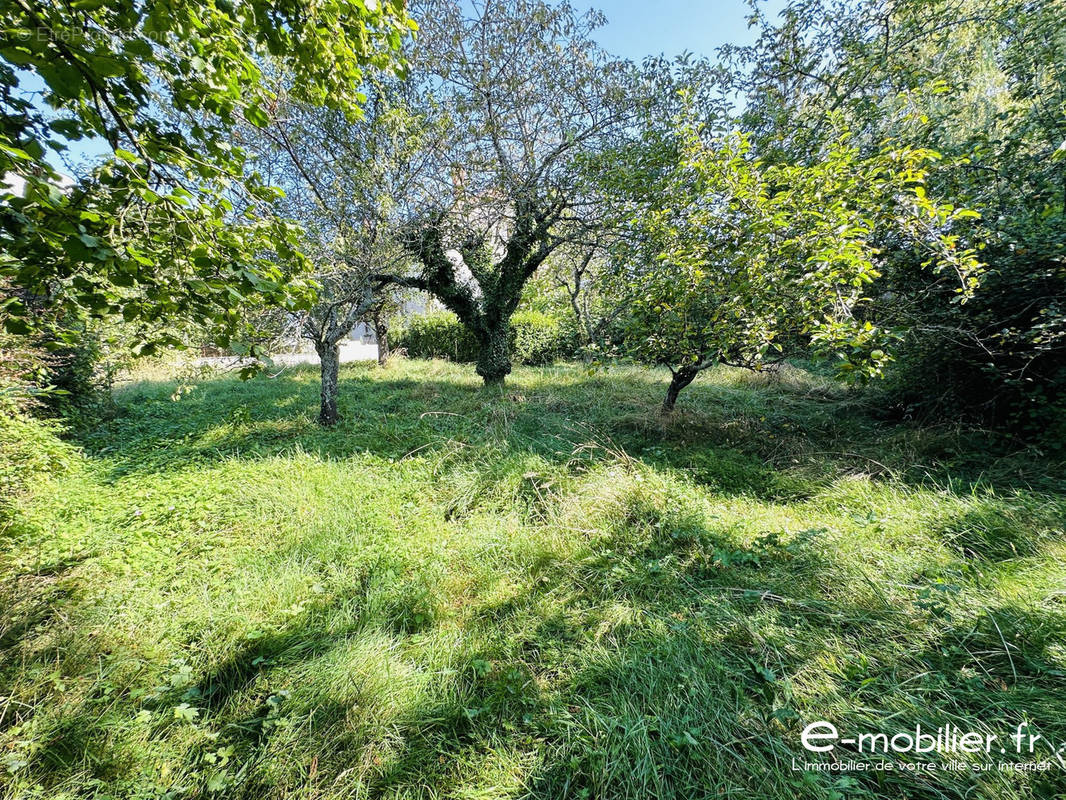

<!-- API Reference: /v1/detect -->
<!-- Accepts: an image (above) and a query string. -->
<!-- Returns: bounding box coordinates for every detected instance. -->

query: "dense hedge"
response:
[393,310,579,365]
[510,310,581,365]
[872,244,1066,446]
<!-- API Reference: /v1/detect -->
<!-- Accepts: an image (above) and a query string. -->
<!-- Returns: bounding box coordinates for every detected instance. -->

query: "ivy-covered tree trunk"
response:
[373,311,390,366]
[662,365,699,413]
[317,342,341,426]
[475,318,511,386]
[381,200,559,389]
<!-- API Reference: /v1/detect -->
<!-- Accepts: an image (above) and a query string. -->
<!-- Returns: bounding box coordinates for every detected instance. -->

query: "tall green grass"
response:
[1,359,1064,799]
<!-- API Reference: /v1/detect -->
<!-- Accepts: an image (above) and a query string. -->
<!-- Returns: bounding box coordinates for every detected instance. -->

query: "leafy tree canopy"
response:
[0,0,414,353]
[606,100,981,410]
[721,0,1066,428]
[377,0,636,386]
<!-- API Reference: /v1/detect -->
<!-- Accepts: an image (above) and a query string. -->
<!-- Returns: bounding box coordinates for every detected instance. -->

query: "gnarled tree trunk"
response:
[317,341,341,426]
[475,318,511,386]
[379,198,562,389]
[373,311,389,366]
[662,365,699,414]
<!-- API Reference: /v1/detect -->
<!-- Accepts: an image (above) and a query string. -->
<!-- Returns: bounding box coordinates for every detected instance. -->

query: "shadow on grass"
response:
[937,499,1063,562]
[6,360,1065,798]
[7,487,1066,799]
[14,569,455,793]
[0,560,87,709]
[83,361,1063,501]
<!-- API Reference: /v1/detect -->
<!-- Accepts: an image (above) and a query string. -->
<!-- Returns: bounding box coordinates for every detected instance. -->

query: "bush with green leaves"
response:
[394,310,578,366]
[510,310,580,365]
[393,312,478,362]
[0,408,77,537]
[0,309,111,418]
[724,0,1066,433]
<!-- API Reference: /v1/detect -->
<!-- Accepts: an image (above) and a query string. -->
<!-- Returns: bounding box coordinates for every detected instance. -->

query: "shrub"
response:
[0,331,49,415]
[394,310,578,365]
[511,310,578,365]
[392,312,478,362]
[874,250,1066,447]
[0,317,116,422]
[0,410,78,537]
[43,329,108,416]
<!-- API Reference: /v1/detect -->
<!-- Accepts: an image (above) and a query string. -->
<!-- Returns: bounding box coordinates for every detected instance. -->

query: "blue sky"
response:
[574,0,784,60]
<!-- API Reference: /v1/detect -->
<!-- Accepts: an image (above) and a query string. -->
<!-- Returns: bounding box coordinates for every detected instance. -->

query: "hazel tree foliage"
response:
[612,107,981,411]
[0,0,414,354]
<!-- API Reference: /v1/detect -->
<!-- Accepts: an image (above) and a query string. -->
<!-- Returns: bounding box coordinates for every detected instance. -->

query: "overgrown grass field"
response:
[2,359,1065,799]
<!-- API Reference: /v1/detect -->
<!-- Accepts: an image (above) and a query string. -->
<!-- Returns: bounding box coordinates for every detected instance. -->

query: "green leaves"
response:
[0,0,413,354]
[244,102,271,129]
[173,703,200,722]
[613,108,973,393]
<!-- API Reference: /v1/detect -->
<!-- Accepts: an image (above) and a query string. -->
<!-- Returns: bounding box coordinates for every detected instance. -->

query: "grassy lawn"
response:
[2,358,1065,799]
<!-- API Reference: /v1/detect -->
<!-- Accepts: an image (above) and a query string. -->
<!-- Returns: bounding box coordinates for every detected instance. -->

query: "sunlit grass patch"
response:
[1,359,1064,798]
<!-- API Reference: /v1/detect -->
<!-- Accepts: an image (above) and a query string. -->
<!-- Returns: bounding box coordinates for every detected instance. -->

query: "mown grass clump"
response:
[1,359,1064,799]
